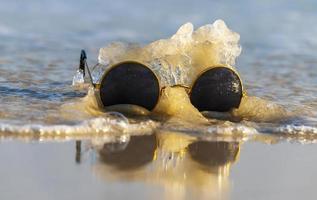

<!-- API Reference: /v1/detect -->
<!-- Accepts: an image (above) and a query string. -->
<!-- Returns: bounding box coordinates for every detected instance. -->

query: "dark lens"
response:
[188,141,239,167]
[190,67,242,112]
[99,62,160,111]
[99,135,157,170]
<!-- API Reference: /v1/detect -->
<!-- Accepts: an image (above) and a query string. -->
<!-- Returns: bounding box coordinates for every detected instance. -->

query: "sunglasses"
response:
[79,50,244,112]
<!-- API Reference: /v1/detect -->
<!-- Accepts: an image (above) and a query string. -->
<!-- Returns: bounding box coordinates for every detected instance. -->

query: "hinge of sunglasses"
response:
[79,49,95,87]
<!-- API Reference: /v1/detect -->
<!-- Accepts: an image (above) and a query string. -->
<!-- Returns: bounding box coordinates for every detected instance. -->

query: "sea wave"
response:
[0,115,158,142]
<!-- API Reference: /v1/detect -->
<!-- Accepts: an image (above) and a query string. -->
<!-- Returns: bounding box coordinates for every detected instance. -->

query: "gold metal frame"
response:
[93,61,245,111]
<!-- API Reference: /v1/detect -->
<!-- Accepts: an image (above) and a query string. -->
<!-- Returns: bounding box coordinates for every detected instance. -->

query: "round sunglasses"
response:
[79,50,244,112]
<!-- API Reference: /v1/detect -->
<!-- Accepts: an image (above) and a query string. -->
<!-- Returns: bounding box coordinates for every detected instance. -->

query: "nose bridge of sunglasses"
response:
[96,61,161,111]
[161,84,191,93]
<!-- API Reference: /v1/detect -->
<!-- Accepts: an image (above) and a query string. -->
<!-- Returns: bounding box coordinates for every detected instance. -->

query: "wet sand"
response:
[0,137,316,200]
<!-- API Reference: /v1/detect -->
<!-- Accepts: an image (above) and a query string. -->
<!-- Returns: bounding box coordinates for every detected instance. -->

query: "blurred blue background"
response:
[1,0,317,59]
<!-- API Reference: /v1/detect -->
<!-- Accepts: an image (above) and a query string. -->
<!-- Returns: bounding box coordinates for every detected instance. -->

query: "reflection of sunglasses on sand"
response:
[79,50,244,112]
[83,135,240,169]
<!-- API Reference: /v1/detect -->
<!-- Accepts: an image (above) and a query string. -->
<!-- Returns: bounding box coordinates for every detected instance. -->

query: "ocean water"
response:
[0,0,317,199]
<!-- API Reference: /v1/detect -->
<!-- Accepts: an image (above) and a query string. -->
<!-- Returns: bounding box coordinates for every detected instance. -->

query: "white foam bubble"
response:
[72,69,85,86]
[0,116,159,142]
[96,20,241,86]
[206,124,258,135]
[274,125,317,135]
